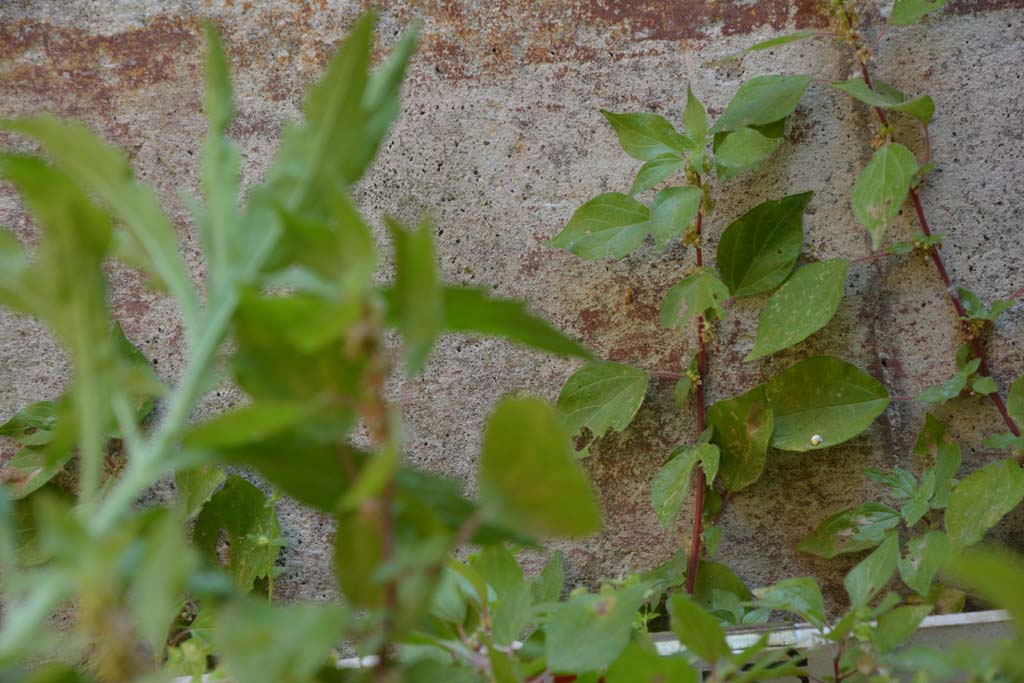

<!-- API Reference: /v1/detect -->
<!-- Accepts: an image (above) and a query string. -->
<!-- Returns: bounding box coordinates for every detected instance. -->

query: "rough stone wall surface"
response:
[1,0,1023,611]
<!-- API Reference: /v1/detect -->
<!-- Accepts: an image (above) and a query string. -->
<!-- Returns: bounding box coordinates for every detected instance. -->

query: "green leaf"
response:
[651,443,719,528]
[175,465,227,520]
[917,413,962,509]
[0,117,196,321]
[752,577,826,629]
[945,459,1024,548]
[215,599,347,683]
[479,397,601,537]
[983,432,1024,450]
[874,604,933,653]
[713,127,784,180]
[132,509,197,653]
[716,192,811,298]
[546,584,650,673]
[606,640,698,683]
[957,286,1014,322]
[796,502,901,558]
[890,0,946,26]
[746,259,850,361]
[899,530,951,596]
[184,402,312,451]
[669,593,731,664]
[745,31,817,51]
[844,533,899,607]
[914,358,978,404]
[851,143,919,251]
[557,361,649,448]
[833,78,935,124]
[440,286,590,358]
[650,186,701,250]
[972,375,999,395]
[949,546,1024,631]
[660,268,729,330]
[547,192,650,260]
[600,111,690,161]
[711,74,811,133]
[193,475,282,590]
[684,84,708,144]
[708,385,774,492]
[765,356,890,451]
[629,154,686,195]
[532,550,564,604]
[388,216,443,375]
[1009,374,1024,426]
[0,401,59,448]
[0,229,31,312]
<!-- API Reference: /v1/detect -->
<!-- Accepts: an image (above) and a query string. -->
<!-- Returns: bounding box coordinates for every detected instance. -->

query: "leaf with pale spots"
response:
[796,502,901,558]
[899,531,951,596]
[708,385,774,492]
[852,143,918,251]
[746,259,849,361]
[660,268,729,331]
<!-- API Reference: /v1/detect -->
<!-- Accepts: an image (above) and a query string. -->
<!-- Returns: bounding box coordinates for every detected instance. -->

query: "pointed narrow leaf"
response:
[651,443,718,528]
[711,74,811,133]
[557,361,649,445]
[852,143,918,250]
[745,31,817,51]
[708,385,774,492]
[717,192,811,297]
[913,414,960,509]
[388,216,442,374]
[890,0,946,26]
[833,78,934,124]
[684,85,708,143]
[548,192,650,260]
[946,459,1024,548]
[844,533,899,607]
[479,397,600,537]
[766,356,889,451]
[650,185,701,249]
[746,259,850,361]
[600,111,690,161]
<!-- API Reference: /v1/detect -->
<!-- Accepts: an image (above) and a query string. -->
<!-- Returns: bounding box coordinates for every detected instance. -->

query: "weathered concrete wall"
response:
[1,0,1023,611]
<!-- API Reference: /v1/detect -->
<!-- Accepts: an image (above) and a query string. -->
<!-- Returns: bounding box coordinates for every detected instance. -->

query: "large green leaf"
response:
[660,268,729,330]
[714,127,784,179]
[946,459,1024,548]
[606,640,698,683]
[913,414,960,509]
[440,286,590,358]
[215,599,347,683]
[600,111,690,161]
[651,442,719,528]
[387,216,443,375]
[851,143,918,251]
[669,593,731,664]
[557,361,649,448]
[479,397,601,537]
[752,577,827,630]
[796,502,901,558]
[193,475,281,590]
[899,530,951,596]
[746,259,849,360]
[765,356,890,451]
[711,74,811,133]
[547,192,650,260]
[890,0,946,26]
[708,385,774,492]
[546,583,651,673]
[833,78,935,124]
[650,186,701,250]
[844,533,899,607]
[717,192,811,297]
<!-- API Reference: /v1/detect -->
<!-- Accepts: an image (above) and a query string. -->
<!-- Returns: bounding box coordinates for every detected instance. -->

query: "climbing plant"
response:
[0,3,1023,683]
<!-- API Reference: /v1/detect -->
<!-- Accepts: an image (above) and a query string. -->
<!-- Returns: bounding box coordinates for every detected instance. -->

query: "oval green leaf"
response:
[946,459,1024,548]
[708,384,774,492]
[851,143,918,251]
[650,185,701,250]
[711,74,811,134]
[600,111,690,161]
[557,361,650,448]
[547,192,649,260]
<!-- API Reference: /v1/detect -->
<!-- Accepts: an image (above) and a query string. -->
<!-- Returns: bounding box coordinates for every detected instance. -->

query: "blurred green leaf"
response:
[388,216,443,375]
[546,583,651,673]
[890,0,946,26]
[175,465,227,520]
[874,604,933,653]
[479,397,601,538]
[914,413,961,509]
[547,192,650,260]
[132,509,198,653]
[744,31,817,51]
[899,530,951,596]
[606,640,698,683]
[752,577,826,630]
[949,546,1024,632]
[765,356,889,451]
[532,550,564,604]
[669,593,730,664]
[946,459,1024,548]
[797,502,901,558]
[716,192,810,298]
[746,259,849,361]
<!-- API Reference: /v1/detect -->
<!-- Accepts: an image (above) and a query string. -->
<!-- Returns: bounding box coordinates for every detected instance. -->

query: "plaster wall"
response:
[1,0,1023,610]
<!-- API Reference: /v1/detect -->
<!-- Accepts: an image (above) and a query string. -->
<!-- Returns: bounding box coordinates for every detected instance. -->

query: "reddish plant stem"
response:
[685,207,708,595]
[855,51,1021,437]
